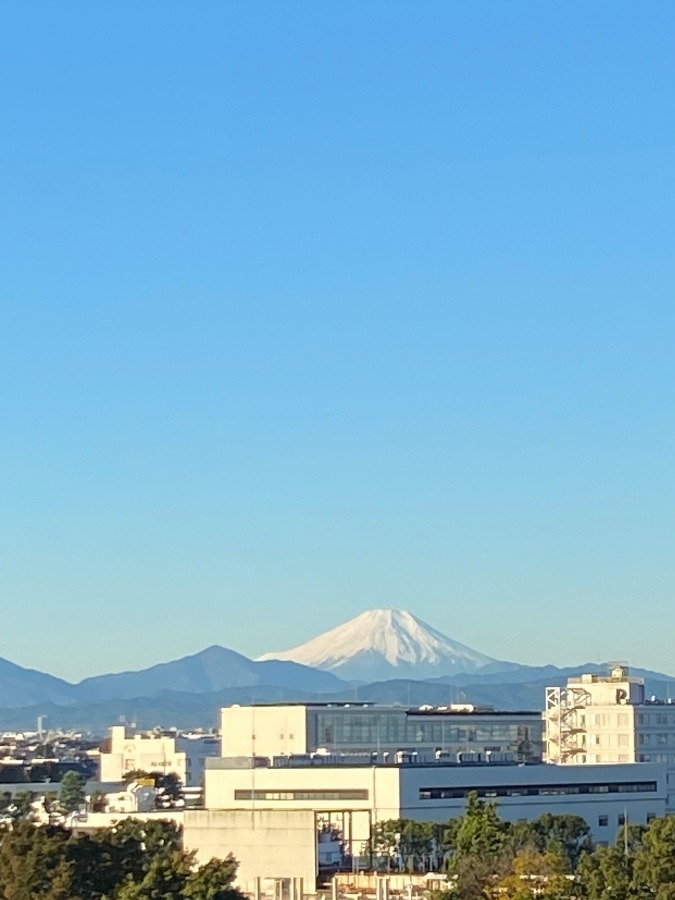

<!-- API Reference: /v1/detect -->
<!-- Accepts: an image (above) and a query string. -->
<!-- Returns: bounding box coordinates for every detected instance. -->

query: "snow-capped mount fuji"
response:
[258,608,499,681]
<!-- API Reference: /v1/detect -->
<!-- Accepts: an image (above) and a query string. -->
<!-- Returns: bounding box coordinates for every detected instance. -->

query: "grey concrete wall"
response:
[183,808,317,893]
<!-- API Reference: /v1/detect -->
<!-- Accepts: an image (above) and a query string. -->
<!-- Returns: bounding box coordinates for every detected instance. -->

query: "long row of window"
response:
[314,712,540,750]
[639,713,675,725]
[639,734,675,745]
[419,781,657,800]
[233,780,657,803]
[234,789,369,801]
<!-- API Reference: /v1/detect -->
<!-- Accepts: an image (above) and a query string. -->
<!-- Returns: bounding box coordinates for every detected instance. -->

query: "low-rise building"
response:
[99,726,219,787]
[103,781,158,814]
[77,700,671,894]
[220,702,543,763]
[545,666,675,812]
[203,754,665,847]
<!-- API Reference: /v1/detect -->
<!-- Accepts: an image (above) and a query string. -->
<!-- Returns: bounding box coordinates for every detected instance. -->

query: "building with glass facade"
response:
[220,702,543,763]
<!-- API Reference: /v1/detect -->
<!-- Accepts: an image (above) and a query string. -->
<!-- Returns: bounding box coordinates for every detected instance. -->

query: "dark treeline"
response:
[2,793,675,898]
[0,762,91,784]
[368,793,675,899]
[0,818,244,900]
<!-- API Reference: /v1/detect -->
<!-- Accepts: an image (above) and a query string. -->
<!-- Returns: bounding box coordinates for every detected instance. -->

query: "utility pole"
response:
[624,807,629,862]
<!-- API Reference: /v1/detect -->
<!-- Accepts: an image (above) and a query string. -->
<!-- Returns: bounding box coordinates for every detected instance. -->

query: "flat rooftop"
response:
[207,757,538,771]
[224,702,541,716]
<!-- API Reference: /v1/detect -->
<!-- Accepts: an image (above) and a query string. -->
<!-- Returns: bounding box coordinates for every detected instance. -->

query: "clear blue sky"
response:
[2,2,674,681]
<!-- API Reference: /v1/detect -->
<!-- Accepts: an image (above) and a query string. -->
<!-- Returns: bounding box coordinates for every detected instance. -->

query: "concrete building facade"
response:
[99,726,219,787]
[183,809,318,893]
[544,666,675,812]
[204,754,666,848]
[82,699,671,893]
[221,703,543,763]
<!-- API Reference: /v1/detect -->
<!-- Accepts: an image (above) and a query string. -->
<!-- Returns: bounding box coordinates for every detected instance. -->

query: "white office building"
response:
[99,726,219,787]
[83,702,668,894]
[199,701,667,890]
[192,752,665,890]
[221,702,543,763]
[544,666,675,812]
[204,754,665,846]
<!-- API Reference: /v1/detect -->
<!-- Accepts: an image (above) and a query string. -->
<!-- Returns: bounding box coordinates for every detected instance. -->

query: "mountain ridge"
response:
[258,608,500,680]
[1,608,673,726]
[76,645,346,700]
[0,646,346,709]
[0,657,78,708]
[2,667,674,733]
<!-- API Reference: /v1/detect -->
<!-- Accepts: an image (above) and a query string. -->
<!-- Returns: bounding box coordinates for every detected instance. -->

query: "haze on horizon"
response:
[2,2,675,682]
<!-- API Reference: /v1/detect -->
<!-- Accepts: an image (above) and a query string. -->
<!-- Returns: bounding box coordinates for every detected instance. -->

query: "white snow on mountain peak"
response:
[258,608,497,680]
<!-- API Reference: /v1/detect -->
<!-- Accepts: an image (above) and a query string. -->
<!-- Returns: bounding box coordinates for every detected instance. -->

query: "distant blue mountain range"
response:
[0,639,672,733]
[0,646,346,709]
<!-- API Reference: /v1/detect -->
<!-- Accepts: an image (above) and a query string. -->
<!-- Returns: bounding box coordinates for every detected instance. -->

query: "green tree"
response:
[8,791,36,821]
[577,844,631,900]
[632,815,675,899]
[523,813,592,872]
[121,770,183,808]
[0,816,245,900]
[99,818,184,889]
[367,818,442,872]
[447,792,513,898]
[451,792,511,862]
[576,823,645,900]
[117,850,192,900]
[399,820,438,872]
[155,772,183,807]
[0,820,75,900]
[58,771,86,815]
[368,819,405,870]
[184,856,244,900]
[67,831,118,900]
[122,769,153,785]
[42,792,60,825]
[129,817,183,860]
[496,844,575,899]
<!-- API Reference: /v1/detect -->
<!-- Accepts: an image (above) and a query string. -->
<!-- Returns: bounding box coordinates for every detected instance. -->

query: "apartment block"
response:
[544,666,675,812]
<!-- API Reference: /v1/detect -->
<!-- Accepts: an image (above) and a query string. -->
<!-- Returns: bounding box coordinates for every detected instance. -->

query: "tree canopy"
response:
[366,795,675,899]
[0,818,245,900]
[58,772,86,816]
[2,794,675,899]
